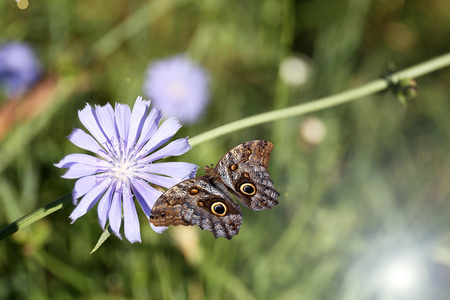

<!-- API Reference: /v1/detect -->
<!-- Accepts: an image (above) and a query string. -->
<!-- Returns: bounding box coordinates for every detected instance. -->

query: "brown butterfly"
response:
[149,140,280,239]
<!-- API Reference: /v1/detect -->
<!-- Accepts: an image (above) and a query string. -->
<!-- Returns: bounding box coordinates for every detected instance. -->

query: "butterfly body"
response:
[150,140,279,239]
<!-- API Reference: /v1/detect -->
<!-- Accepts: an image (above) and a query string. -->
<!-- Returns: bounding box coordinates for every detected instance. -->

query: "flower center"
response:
[112,160,135,183]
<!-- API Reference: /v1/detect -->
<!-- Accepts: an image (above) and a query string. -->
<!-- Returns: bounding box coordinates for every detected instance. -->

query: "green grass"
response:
[1,0,449,299]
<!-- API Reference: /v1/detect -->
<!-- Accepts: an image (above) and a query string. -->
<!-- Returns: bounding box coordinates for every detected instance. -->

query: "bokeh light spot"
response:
[380,254,426,296]
[279,55,312,86]
[299,116,327,145]
[16,0,29,9]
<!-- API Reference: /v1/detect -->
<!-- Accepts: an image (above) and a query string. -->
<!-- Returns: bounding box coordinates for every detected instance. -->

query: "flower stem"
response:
[189,52,450,147]
[0,52,449,241]
[0,194,71,241]
[190,80,386,146]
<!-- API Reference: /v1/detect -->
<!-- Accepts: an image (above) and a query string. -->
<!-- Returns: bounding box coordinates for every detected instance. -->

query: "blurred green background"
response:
[1,0,449,299]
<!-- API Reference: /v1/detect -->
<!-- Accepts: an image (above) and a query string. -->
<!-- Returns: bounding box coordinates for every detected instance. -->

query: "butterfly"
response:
[149,140,279,239]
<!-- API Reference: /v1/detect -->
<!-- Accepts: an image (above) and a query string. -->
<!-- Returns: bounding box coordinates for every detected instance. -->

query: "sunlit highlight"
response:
[381,256,424,293]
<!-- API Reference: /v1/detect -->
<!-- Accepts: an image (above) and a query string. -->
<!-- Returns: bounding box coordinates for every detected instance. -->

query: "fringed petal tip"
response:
[104,225,123,241]
[69,203,86,224]
[183,137,192,152]
[66,128,77,140]
[109,226,123,241]
[174,117,181,127]
[185,162,199,179]
[128,237,142,244]
[135,95,146,103]
[78,103,94,119]
[54,157,67,169]
[182,137,192,152]
[71,191,79,205]
[132,96,152,112]
[54,159,76,170]
[103,227,123,241]
[69,215,77,224]
[188,168,198,179]
[151,223,168,234]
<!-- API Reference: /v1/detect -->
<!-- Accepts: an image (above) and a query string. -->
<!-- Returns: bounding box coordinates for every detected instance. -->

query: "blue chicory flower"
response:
[55,96,198,243]
[143,55,210,124]
[0,42,42,98]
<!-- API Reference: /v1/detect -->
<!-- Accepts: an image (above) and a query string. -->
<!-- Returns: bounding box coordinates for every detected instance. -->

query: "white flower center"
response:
[112,159,135,183]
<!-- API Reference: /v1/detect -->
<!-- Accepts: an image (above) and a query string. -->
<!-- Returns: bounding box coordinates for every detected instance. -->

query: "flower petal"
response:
[73,175,99,203]
[137,117,181,157]
[130,178,162,217]
[122,186,141,243]
[55,153,110,169]
[61,163,106,179]
[114,103,131,145]
[146,162,198,180]
[138,173,181,189]
[150,223,168,234]
[69,178,111,223]
[97,184,115,229]
[135,106,163,149]
[67,128,105,157]
[78,104,109,146]
[95,103,118,145]
[141,138,191,164]
[108,191,122,239]
[128,96,150,147]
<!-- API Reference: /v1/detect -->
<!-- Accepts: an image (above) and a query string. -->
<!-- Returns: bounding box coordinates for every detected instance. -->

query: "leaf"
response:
[90,226,112,254]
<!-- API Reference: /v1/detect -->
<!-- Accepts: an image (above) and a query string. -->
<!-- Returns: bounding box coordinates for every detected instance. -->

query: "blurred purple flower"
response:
[55,96,198,243]
[143,55,210,124]
[0,42,42,98]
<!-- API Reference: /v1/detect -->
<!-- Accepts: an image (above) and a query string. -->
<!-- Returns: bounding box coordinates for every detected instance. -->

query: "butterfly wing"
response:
[207,140,280,211]
[150,176,242,240]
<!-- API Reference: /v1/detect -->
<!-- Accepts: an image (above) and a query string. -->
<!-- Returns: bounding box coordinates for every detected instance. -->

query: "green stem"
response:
[0,194,71,241]
[1,52,449,241]
[389,52,450,80]
[190,52,450,146]
[190,79,386,146]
